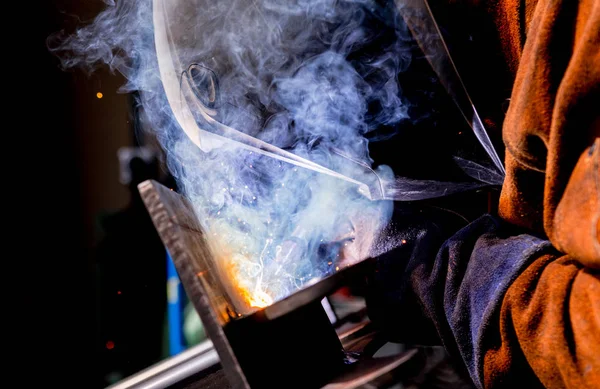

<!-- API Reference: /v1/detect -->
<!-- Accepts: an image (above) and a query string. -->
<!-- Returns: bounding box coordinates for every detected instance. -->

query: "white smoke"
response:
[50,0,414,312]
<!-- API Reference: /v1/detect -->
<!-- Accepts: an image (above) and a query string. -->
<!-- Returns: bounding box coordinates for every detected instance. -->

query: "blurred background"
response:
[15,1,207,387]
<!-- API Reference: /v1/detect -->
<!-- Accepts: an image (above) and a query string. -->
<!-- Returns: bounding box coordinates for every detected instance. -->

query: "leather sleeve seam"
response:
[505,140,547,173]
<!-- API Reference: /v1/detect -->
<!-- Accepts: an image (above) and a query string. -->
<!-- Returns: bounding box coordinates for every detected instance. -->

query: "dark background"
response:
[15,1,167,386]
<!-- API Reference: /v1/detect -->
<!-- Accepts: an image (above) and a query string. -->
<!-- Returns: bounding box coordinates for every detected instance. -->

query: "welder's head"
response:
[51,0,505,309]
[154,0,410,162]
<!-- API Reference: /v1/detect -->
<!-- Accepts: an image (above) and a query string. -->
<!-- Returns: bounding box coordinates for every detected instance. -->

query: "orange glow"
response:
[96,92,103,99]
[106,341,115,350]
[222,253,273,310]
[234,282,273,309]
[248,290,273,308]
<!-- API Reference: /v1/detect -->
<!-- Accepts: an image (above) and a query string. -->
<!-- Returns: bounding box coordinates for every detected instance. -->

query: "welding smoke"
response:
[50,0,414,311]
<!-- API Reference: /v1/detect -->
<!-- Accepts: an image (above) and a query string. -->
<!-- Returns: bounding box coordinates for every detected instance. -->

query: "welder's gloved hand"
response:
[364,207,562,388]
[365,205,469,345]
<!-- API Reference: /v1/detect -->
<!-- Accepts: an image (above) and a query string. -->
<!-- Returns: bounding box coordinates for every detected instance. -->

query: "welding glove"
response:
[364,202,557,349]
[364,207,562,388]
[364,204,469,345]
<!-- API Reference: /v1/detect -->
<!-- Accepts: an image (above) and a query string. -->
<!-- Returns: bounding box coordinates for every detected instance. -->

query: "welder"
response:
[366,1,599,388]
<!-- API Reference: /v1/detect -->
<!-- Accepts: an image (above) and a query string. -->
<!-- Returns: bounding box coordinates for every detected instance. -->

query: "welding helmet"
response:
[150,0,506,308]
[153,0,505,202]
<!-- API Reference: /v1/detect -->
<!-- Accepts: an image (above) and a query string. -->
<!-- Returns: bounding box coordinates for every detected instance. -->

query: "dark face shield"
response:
[154,0,504,199]
[154,0,390,202]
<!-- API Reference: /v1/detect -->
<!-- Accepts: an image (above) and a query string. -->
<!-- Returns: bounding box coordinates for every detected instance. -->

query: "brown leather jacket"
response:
[437,0,599,387]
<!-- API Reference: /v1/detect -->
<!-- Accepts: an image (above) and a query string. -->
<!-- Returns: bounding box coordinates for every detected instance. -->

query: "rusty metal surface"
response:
[139,180,250,389]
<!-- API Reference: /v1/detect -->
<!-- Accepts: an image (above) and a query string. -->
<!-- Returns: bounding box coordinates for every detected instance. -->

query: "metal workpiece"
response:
[138,179,418,389]
[106,341,219,389]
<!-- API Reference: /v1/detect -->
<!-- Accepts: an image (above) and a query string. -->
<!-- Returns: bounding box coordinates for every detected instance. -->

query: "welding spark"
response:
[248,290,273,308]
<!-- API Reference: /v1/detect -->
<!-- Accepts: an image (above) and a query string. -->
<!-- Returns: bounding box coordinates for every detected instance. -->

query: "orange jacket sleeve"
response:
[488,0,600,387]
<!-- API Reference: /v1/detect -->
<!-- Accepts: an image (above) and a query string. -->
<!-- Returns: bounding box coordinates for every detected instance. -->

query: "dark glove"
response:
[365,202,558,389]
[365,204,468,345]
